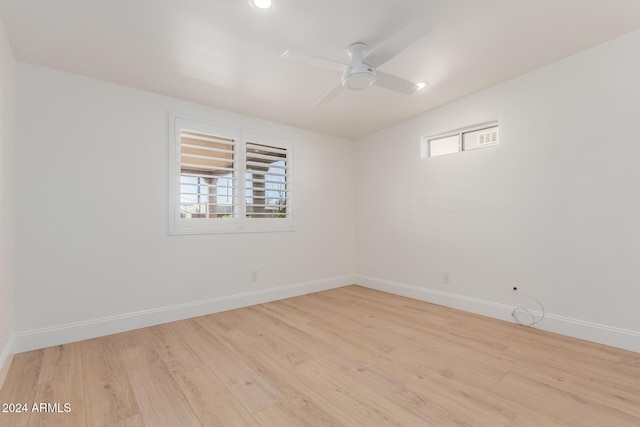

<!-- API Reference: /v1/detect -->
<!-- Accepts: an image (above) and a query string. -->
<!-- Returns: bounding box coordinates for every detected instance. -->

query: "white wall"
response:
[9,27,640,355]
[355,30,640,352]
[13,63,356,351]
[0,14,15,386]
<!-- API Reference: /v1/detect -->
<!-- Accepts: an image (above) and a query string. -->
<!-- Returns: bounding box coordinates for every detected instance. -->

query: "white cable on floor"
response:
[511,287,545,326]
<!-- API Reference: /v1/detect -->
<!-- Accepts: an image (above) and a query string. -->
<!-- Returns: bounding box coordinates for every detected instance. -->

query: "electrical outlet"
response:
[443,271,450,284]
[251,270,259,282]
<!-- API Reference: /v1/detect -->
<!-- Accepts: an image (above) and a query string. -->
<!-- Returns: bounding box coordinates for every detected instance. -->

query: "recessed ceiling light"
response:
[250,0,272,10]
[416,81,429,90]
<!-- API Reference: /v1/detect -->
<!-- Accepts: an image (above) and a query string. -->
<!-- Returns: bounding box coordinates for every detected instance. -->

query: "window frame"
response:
[423,121,499,158]
[169,114,294,235]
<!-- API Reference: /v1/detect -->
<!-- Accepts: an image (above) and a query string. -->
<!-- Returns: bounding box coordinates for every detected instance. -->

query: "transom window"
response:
[423,122,499,158]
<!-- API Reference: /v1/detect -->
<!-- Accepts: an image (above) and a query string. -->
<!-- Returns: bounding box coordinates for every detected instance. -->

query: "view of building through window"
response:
[178,129,289,220]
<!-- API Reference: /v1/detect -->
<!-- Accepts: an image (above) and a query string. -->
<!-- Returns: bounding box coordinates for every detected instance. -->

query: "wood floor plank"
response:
[328,286,458,327]
[385,367,516,426]
[385,385,463,427]
[118,343,201,426]
[251,402,312,427]
[107,414,145,427]
[387,343,508,390]
[113,324,204,375]
[1,285,639,426]
[294,358,430,426]
[0,350,44,427]
[171,318,280,414]
[284,293,410,352]
[27,374,85,427]
[504,412,563,427]
[79,336,140,426]
[200,318,352,426]
[171,365,259,427]
[495,371,640,426]
[269,298,402,360]
[206,307,313,367]
[503,350,640,418]
[23,342,85,426]
[37,343,83,385]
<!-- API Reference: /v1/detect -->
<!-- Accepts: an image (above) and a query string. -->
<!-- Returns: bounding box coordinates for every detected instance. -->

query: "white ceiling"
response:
[2,0,640,139]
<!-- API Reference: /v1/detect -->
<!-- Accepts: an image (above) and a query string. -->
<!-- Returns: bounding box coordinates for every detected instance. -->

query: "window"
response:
[428,134,460,157]
[245,140,290,219]
[424,122,499,158]
[179,129,237,219]
[170,115,293,234]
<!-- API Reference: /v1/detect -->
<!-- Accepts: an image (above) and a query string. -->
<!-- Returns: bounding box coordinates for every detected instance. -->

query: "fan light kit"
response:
[341,43,376,90]
[250,0,272,10]
[281,22,429,108]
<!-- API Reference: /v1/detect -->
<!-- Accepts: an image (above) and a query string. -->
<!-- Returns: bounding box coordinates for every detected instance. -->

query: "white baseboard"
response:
[0,334,15,391]
[12,274,639,356]
[13,275,355,354]
[355,275,640,354]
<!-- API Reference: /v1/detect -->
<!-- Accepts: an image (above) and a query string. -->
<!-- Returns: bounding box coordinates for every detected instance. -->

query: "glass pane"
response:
[180,175,209,218]
[245,143,288,219]
[429,135,460,157]
[179,128,236,219]
[265,160,287,218]
[180,173,234,219]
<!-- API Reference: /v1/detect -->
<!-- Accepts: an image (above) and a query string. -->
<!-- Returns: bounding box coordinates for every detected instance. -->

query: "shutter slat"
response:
[181,201,235,207]
[244,141,290,220]
[181,191,235,197]
[181,132,235,145]
[182,163,234,173]
[182,153,234,163]
[245,213,288,217]
[180,128,237,219]
[181,182,235,188]
[247,181,286,187]
[246,160,286,169]
[181,143,234,155]
[246,152,287,162]
[247,170,288,178]
[247,204,289,208]
[181,172,234,180]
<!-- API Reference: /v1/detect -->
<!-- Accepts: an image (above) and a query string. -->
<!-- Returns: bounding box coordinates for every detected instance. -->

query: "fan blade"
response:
[365,22,429,68]
[312,84,344,109]
[280,50,347,72]
[375,71,417,95]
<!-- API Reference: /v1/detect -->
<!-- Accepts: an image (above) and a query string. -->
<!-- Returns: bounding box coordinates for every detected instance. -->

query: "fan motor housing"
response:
[342,63,376,90]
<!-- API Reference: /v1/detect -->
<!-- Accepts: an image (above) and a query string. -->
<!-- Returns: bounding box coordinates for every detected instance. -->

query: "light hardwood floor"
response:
[1,285,639,426]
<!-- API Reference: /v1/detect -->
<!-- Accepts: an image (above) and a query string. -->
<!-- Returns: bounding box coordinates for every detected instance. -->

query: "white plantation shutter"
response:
[180,129,237,219]
[245,141,290,219]
[170,115,294,234]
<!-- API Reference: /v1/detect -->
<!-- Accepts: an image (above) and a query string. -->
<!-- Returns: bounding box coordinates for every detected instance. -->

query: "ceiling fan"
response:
[280,23,429,108]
